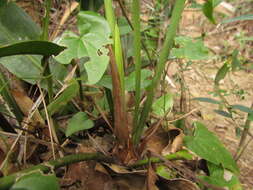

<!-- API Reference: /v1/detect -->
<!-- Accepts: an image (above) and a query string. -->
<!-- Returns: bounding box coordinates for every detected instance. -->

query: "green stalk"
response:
[41,0,53,103]
[104,0,116,37]
[132,0,186,145]
[41,0,51,41]
[114,25,125,94]
[235,103,253,160]
[132,0,142,130]
[41,56,53,103]
[104,0,125,99]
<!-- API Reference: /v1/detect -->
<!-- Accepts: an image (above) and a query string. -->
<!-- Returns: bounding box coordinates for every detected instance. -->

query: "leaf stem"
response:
[132,0,186,145]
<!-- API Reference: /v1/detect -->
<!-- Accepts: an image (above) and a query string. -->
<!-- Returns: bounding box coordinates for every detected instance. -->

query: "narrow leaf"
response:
[222,14,253,24]
[215,62,230,85]
[213,109,232,118]
[0,41,66,58]
[193,97,220,105]
[202,0,216,24]
[46,80,79,116]
[231,104,253,114]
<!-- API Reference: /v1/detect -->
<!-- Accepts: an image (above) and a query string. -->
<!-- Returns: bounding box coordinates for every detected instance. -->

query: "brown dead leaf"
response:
[11,89,45,131]
[162,128,184,155]
[160,178,200,190]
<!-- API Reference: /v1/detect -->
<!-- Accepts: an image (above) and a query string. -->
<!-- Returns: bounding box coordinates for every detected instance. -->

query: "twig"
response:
[0,94,43,170]
[38,85,57,160]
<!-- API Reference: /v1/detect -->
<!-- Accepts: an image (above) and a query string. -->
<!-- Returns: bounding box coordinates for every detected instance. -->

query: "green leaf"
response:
[213,110,232,118]
[118,17,132,35]
[156,165,171,179]
[0,1,42,84]
[66,112,94,137]
[184,122,239,174]
[0,72,23,122]
[171,36,209,60]
[55,11,111,84]
[215,62,230,85]
[10,172,59,190]
[46,80,79,116]
[222,14,253,24]
[248,113,253,121]
[0,41,66,58]
[199,162,242,190]
[193,97,220,105]
[125,69,152,91]
[98,69,152,91]
[202,0,216,24]
[152,93,173,116]
[231,104,253,114]
[231,50,240,71]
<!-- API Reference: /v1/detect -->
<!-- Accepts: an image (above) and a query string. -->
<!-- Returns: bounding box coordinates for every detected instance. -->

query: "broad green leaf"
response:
[152,93,173,116]
[222,14,253,24]
[156,165,171,179]
[98,69,152,91]
[10,172,59,190]
[231,104,253,114]
[0,1,42,84]
[55,11,111,84]
[0,41,65,58]
[66,112,94,137]
[213,109,232,118]
[193,97,220,105]
[125,69,152,91]
[215,62,230,85]
[184,122,239,174]
[118,17,132,35]
[199,162,242,190]
[46,80,79,116]
[231,50,240,71]
[171,36,209,60]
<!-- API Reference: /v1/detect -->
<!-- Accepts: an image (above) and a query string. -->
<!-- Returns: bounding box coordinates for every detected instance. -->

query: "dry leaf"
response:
[162,128,184,155]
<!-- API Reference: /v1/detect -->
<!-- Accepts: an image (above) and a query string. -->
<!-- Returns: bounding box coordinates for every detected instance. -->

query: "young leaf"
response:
[171,36,210,60]
[156,165,171,179]
[66,112,94,137]
[10,172,59,190]
[184,122,239,174]
[55,11,111,84]
[46,80,79,116]
[193,97,220,105]
[152,93,173,116]
[214,62,230,85]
